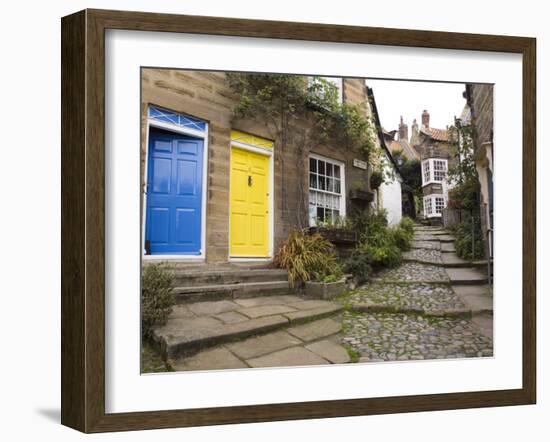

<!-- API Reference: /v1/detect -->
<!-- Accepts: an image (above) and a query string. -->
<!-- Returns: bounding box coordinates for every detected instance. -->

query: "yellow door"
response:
[230,147,270,257]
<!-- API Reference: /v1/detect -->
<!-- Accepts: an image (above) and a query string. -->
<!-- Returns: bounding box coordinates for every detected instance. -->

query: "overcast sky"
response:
[365,79,467,134]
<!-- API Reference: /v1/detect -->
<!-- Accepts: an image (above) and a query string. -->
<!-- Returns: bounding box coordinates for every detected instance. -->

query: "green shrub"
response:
[141,265,175,337]
[454,218,485,260]
[342,249,372,283]
[391,226,413,251]
[399,216,415,234]
[321,270,344,283]
[360,243,402,269]
[274,229,340,286]
[358,209,389,245]
[370,170,384,190]
[346,209,405,271]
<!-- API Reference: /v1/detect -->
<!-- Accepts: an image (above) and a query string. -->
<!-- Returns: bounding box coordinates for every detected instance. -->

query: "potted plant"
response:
[369,170,384,190]
[304,272,347,300]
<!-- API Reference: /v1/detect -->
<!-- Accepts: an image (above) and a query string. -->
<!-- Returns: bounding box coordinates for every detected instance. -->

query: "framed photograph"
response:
[61,9,536,433]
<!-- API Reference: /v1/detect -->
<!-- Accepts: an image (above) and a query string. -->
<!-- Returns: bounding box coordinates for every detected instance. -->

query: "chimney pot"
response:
[422,109,430,128]
[398,116,408,141]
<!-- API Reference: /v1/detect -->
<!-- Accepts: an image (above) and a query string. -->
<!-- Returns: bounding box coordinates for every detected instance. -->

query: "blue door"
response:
[145,128,204,255]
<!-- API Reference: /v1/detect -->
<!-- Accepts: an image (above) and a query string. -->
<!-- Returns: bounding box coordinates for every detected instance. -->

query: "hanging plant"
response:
[370,170,384,190]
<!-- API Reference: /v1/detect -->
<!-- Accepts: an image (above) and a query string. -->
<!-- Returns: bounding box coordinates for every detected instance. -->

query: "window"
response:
[422,160,431,184]
[308,76,343,104]
[422,158,448,185]
[423,197,432,217]
[423,194,446,218]
[433,160,447,182]
[435,197,445,214]
[309,156,345,225]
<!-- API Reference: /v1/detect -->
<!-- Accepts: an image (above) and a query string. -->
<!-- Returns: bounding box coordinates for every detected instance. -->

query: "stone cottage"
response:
[412,110,454,223]
[140,70,390,263]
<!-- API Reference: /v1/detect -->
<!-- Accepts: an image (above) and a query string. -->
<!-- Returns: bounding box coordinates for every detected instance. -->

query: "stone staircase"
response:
[170,267,292,303]
[150,263,348,370]
[412,225,493,321]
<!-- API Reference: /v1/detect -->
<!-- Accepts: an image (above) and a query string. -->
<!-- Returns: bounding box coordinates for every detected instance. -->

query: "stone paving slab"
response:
[233,295,303,308]
[460,294,493,313]
[441,254,469,265]
[227,330,302,360]
[441,243,456,252]
[437,235,456,242]
[414,235,440,241]
[305,340,351,364]
[411,241,441,250]
[287,317,342,342]
[446,268,487,284]
[168,305,196,320]
[170,347,248,372]
[187,300,240,316]
[283,304,343,324]
[451,284,491,297]
[155,315,289,358]
[155,316,222,337]
[237,304,298,319]
[472,314,494,341]
[288,300,334,310]
[214,310,249,324]
[247,346,330,368]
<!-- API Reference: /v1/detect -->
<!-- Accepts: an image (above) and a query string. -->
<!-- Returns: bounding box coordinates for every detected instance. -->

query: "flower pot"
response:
[304,278,347,300]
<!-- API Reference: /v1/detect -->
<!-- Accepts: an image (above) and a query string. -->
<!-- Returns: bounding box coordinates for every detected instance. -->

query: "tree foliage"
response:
[447,123,481,211]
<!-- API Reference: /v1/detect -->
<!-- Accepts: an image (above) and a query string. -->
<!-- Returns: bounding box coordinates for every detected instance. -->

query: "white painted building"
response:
[378,153,403,226]
[366,85,404,227]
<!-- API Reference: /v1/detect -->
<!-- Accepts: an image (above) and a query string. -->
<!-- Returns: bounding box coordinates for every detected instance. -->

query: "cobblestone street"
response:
[340,225,493,362]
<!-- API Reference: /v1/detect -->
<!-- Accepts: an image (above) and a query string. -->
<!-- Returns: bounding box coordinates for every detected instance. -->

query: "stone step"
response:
[146,261,272,272]
[411,240,441,250]
[170,268,289,287]
[441,254,491,268]
[445,268,488,285]
[413,235,440,241]
[437,235,456,243]
[172,280,294,303]
[451,284,493,315]
[153,302,343,359]
[440,243,456,252]
[168,322,349,372]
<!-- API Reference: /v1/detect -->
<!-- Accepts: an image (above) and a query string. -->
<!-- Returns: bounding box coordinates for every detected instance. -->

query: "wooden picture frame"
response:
[61,8,536,433]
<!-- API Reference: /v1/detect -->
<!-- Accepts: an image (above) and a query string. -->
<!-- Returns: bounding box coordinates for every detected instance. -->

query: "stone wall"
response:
[141,70,372,262]
[466,84,494,257]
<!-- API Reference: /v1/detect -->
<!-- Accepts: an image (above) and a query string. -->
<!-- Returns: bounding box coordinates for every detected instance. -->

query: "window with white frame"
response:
[423,196,432,217]
[433,160,447,182]
[309,156,345,225]
[308,76,343,104]
[434,196,445,214]
[423,194,446,217]
[422,160,431,184]
[422,158,448,185]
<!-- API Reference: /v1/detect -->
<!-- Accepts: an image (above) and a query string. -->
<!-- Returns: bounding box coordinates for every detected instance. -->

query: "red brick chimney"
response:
[421,109,430,128]
[398,116,408,141]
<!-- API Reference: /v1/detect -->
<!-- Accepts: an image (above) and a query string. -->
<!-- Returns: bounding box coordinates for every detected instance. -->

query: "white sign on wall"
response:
[353,158,367,170]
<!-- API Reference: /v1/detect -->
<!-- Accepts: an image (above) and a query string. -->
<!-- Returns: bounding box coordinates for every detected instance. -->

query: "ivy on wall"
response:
[226,73,379,228]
